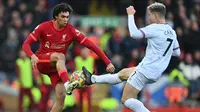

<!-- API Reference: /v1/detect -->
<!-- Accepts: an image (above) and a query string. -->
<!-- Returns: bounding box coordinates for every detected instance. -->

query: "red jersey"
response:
[23,20,111,65]
[31,21,85,55]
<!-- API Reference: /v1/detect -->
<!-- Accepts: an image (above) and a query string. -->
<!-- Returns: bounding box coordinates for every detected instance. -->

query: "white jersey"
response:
[136,24,179,80]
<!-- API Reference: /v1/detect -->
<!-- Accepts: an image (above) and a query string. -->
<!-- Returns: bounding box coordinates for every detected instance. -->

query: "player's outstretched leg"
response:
[82,66,135,85]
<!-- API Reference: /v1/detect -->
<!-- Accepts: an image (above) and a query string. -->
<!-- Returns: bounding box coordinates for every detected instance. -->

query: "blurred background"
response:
[0,0,200,112]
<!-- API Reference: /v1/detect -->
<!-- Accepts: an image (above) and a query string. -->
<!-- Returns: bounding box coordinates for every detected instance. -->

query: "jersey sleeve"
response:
[70,26,87,44]
[69,25,111,65]
[172,32,180,56]
[173,38,180,50]
[30,24,44,41]
[139,24,156,38]
[22,23,44,57]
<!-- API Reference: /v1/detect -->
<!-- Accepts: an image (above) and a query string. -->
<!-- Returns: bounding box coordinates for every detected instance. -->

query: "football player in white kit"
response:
[82,2,180,112]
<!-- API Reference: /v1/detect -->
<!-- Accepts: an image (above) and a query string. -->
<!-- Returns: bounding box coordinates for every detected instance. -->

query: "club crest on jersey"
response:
[75,29,81,36]
[45,41,50,48]
[62,34,67,41]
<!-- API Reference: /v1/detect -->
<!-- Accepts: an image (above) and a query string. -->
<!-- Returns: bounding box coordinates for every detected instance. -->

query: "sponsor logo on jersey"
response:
[45,41,50,48]
[44,41,65,49]
[51,44,66,49]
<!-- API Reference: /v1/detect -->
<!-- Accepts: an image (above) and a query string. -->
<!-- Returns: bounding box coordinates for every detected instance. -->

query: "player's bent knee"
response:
[57,53,65,60]
[118,68,131,81]
[118,73,128,81]
[118,69,126,80]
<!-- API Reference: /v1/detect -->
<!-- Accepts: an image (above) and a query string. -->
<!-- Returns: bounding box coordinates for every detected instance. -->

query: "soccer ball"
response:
[70,70,86,88]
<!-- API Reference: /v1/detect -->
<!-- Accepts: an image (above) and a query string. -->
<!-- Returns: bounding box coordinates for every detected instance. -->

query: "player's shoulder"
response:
[66,23,75,30]
[36,20,52,29]
[146,23,158,28]
[147,24,174,32]
[149,24,167,29]
[142,24,159,31]
[66,23,80,34]
[165,25,176,37]
[142,24,159,32]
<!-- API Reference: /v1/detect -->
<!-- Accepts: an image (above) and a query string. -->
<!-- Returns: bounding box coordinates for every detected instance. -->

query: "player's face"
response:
[56,11,69,27]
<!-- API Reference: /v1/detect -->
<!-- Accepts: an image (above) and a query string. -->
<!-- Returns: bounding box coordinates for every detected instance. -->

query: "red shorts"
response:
[36,53,62,87]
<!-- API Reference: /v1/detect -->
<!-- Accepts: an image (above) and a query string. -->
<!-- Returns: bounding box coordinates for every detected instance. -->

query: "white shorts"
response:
[127,70,156,91]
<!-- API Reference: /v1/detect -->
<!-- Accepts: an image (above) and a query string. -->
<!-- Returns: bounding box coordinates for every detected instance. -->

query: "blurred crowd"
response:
[0,0,200,111]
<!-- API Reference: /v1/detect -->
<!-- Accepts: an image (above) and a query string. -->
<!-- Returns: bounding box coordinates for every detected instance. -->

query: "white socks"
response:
[124,98,150,112]
[91,73,123,84]
[64,81,70,87]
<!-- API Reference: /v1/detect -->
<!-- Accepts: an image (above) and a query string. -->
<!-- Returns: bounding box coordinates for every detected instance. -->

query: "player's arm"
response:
[71,28,115,72]
[22,25,42,57]
[22,35,36,57]
[173,48,180,57]
[172,39,180,57]
[81,39,115,72]
[22,24,42,68]
[127,6,144,39]
[82,39,111,64]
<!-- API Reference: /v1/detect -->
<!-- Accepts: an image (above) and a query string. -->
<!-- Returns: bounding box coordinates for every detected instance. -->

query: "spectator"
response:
[100,28,112,52]
[34,0,48,25]
[0,18,7,45]
[165,76,188,105]
[23,12,35,30]
[18,2,28,19]
[16,49,36,112]
[0,28,19,84]
[126,49,140,68]
[176,27,184,50]
[111,54,123,72]
[166,12,174,28]
[37,73,53,112]
[121,28,140,67]
[74,47,94,112]
[169,68,189,87]
[194,50,200,66]
[190,20,200,52]
[107,27,122,57]
[179,53,200,99]
[121,28,140,58]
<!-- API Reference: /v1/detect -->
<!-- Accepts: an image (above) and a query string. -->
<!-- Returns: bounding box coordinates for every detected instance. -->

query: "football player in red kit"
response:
[22,3,115,112]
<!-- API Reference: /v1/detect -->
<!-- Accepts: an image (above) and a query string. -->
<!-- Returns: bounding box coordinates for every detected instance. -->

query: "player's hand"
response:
[126,6,136,15]
[106,63,115,73]
[31,54,39,69]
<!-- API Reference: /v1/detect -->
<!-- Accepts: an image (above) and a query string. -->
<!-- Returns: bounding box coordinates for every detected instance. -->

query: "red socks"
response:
[58,69,70,83]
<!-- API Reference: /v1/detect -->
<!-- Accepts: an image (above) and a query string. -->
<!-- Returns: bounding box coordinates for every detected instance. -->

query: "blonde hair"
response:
[148,2,166,18]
